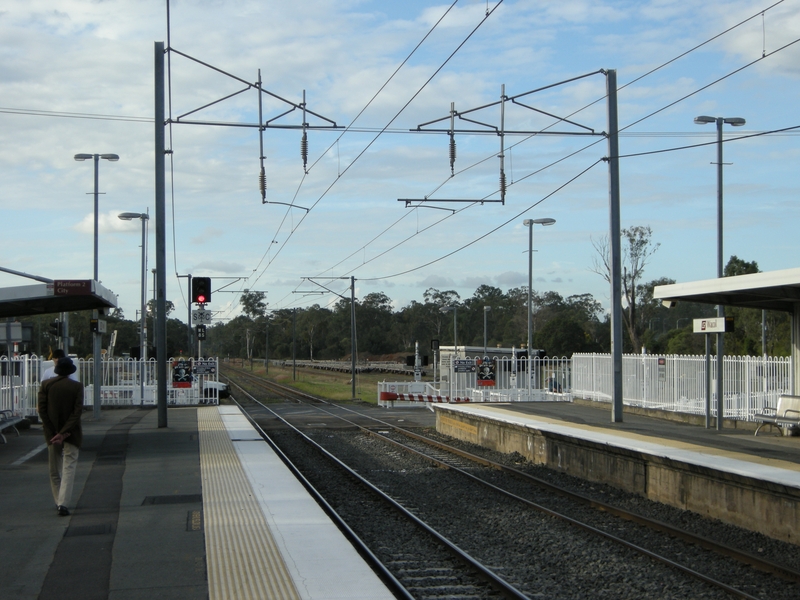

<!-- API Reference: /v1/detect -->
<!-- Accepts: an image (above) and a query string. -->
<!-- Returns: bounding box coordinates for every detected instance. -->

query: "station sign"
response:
[453,358,476,373]
[53,280,92,295]
[193,359,216,375]
[693,317,734,334]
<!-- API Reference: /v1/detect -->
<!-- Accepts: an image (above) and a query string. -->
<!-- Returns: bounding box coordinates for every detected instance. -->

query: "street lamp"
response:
[119,211,150,405]
[694,115,745,430]
[523,218,556,359]
[483,306,491,356]
[440,306,457,357]
[75,152,119,420]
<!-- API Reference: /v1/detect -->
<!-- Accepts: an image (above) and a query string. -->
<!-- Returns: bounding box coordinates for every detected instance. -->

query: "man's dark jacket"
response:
[38,376,84,448]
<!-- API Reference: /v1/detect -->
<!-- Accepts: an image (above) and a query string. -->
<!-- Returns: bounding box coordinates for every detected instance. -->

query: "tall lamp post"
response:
[694,115,745,430]
[523,217,556,357]
[75,152,119,420]
[118,211,150,405]
[440,305,457,356]
[483,306,491,356]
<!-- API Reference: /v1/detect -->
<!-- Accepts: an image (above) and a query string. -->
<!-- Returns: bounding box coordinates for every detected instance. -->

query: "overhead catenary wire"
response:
[242,1,505,313]
[310,4,797,291]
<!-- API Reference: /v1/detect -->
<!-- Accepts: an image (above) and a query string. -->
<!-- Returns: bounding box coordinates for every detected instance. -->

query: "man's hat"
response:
[54,357,77,376]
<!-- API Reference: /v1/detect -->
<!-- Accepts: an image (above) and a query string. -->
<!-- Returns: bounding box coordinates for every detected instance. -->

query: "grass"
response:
[230,361,422,403]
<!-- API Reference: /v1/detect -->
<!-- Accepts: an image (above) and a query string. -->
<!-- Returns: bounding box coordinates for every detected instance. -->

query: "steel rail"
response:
[222,365,797,597]
[226,374,533,600]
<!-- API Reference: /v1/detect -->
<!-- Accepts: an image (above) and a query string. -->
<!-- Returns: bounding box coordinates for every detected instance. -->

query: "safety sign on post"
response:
[476,357,496,387]
[172,359,193,388]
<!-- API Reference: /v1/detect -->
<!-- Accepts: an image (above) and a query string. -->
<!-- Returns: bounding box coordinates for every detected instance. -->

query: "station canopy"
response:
[654,267,800,313]
[0,280,117,318]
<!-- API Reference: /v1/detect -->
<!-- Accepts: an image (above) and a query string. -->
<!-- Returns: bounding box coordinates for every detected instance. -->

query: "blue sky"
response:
[1,0,799,325]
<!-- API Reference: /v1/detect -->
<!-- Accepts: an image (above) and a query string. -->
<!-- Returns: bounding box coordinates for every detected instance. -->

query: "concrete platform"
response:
[0,405,393,600]
[434,401,800,545]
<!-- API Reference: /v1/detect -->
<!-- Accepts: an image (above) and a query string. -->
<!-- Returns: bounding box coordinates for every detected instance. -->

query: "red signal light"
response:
[191,277,212,304]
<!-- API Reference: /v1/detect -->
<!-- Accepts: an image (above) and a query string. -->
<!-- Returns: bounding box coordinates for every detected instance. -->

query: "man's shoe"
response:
[57,505,70,516]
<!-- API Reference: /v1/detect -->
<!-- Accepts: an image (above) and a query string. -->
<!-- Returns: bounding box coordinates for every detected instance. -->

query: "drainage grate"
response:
[65,523,115,537]
[142,494,202,506]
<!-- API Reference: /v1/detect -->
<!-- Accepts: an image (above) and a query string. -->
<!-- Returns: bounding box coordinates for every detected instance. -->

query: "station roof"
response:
[0,280,118,318]
[654,267,800,313]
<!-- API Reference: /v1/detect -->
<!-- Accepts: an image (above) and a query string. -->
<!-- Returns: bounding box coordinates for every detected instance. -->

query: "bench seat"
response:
[0,410,26,444]
[754,394,800,436]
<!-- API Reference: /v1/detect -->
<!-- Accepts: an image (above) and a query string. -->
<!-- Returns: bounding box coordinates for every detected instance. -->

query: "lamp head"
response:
[440,306,455,314]
[694,116,716,125]
[74,153,93,161]
[484,306,491,312]
[118,212,148,221]
[724,117,746,126]
[100,153,120,161]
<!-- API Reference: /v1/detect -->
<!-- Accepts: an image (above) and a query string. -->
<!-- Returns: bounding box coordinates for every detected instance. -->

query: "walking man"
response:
[38,356,84,516]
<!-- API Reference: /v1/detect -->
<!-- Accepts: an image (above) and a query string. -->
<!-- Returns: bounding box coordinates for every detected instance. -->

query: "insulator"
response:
[259,166,266,195]
[499,170,506,195]
[301,132,308,171]
[449,135,456,176]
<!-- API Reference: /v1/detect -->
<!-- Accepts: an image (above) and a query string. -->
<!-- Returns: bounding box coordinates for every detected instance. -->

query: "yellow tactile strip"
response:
[198,407,301,600]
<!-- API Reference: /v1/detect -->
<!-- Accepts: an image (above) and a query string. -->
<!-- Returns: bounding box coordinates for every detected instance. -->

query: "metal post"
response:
[483,306,490,356]
[527,223,533,360]
[607,68,624,423]
[62,312,69,355]
[714,117,725,431]
[90,155,103,420]
[453,308,457,357]
[292,308,296,381]
[351,276,356,400]
[705,333,711,429]
[187,274,193,357]
[155,41,168,428]
[140,214,147,405]
[265,317,269,375]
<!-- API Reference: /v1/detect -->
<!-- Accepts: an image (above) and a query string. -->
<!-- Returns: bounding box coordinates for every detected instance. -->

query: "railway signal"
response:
[192,277,211,304]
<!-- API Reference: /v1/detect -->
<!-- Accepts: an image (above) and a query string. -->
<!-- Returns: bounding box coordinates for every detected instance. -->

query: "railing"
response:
[0,355,220,418]
[571,353,791,421]
[378,355,573,406]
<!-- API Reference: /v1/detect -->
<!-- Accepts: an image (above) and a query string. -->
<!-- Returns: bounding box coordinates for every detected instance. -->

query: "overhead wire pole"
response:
[606,68,624,423]
[296,276,358,400]
[350,276,356,400]
[155,41,168,428]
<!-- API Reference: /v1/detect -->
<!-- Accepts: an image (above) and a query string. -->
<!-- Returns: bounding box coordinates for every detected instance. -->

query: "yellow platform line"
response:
[198,407,300,600]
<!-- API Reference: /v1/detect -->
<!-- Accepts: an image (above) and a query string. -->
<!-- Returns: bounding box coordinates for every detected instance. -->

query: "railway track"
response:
[222,366,800,600]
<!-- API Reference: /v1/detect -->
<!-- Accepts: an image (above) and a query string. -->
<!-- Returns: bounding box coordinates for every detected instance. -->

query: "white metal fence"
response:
[0,355,220,418]
[378,354,573,406]
[571,353,792,421]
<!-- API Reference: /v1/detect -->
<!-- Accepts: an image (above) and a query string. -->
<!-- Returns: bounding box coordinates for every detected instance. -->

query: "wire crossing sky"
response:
[1,0,799,322]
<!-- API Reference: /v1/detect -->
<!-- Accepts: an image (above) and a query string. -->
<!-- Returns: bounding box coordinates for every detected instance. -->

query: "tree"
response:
[591,225,660,353]
[721,256,789,356]
[240,289,267,319]
[536,315,589,357]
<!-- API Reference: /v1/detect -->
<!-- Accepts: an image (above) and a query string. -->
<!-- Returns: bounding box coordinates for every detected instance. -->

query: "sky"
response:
[1,0,799,326]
